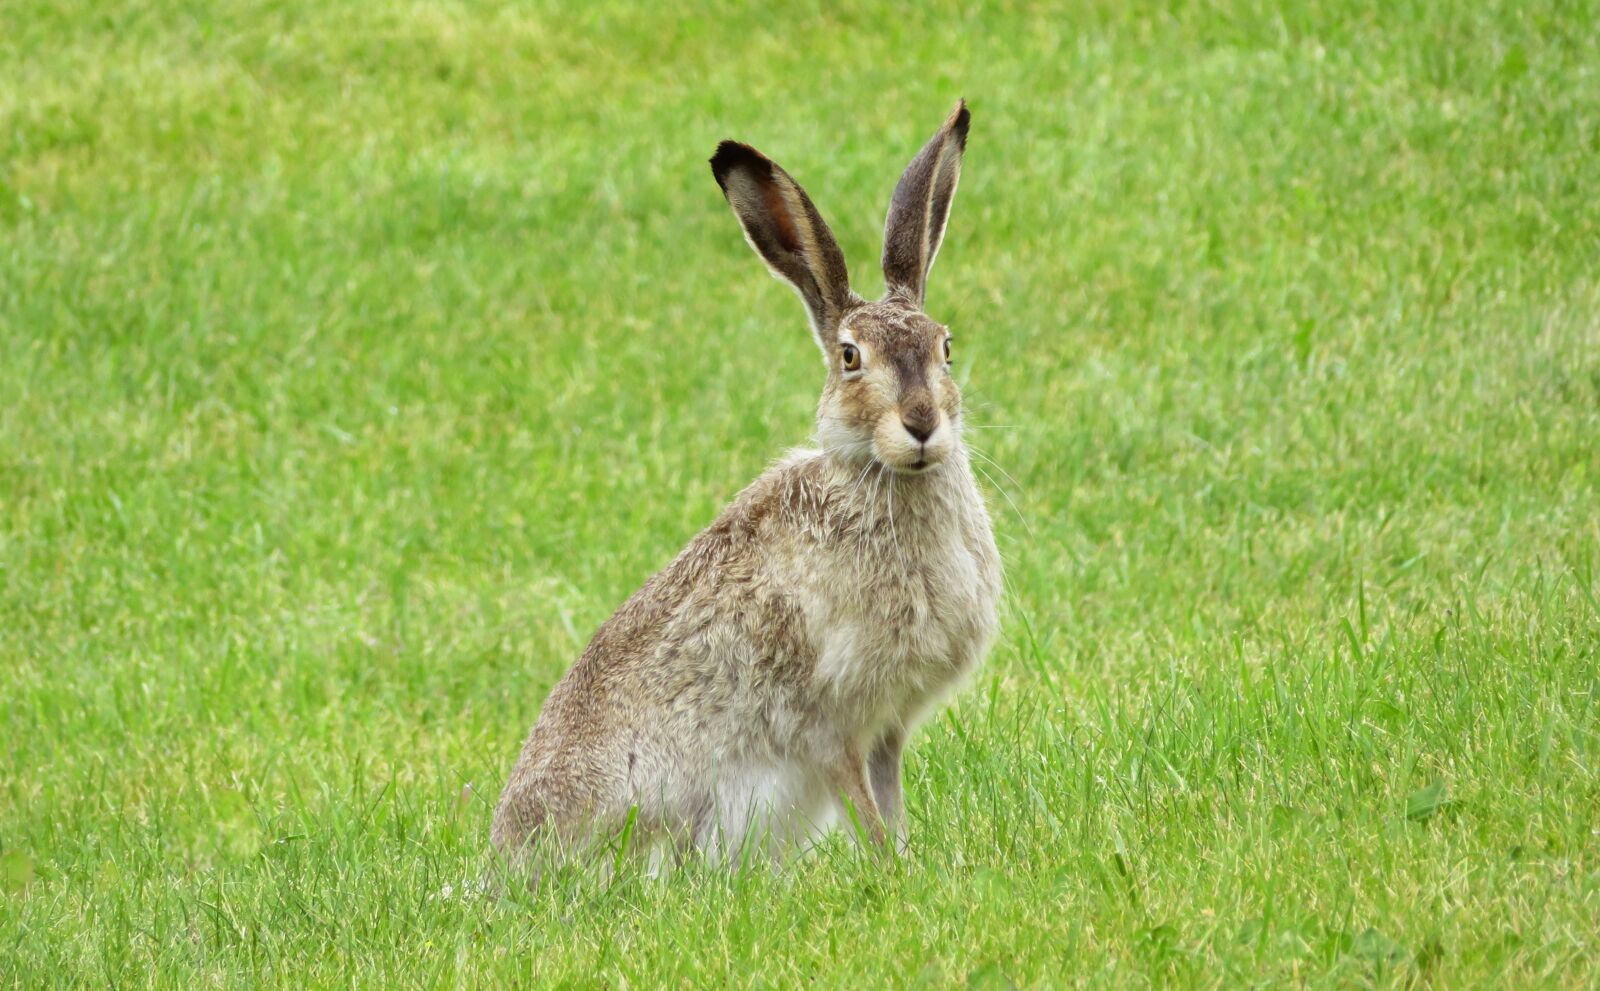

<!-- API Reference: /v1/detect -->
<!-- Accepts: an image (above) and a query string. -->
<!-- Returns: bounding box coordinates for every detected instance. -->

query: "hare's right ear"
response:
[711,141,853,349]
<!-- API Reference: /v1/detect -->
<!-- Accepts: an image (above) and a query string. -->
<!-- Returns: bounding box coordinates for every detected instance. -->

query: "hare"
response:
[491,101,1001,870]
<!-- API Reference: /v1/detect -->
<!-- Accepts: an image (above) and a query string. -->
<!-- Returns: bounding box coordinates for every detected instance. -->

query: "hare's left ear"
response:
[711,141,854,349]
[881,100,970,306]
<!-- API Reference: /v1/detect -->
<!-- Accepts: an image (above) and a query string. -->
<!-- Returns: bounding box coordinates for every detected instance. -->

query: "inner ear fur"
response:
[881,100,970,306]
[711,141,854,346]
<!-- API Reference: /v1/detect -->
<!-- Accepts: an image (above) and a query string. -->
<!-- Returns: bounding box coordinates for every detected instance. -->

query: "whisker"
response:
[969,459,1034,538]
[862,461,887,576]
[883,464,910,575]
[846,457,876,575]
[966,444,1026,495]
[845,458,875,508]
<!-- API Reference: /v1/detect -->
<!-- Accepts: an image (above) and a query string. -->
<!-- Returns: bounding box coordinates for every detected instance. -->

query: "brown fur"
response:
[492,102,1001,872]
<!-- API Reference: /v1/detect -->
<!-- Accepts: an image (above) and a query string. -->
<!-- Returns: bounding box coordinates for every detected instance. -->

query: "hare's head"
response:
[712,101,971,475]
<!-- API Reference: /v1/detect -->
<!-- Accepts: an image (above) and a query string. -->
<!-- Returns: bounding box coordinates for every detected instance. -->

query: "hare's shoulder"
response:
[565,451,833,677]
[675,447,837,577]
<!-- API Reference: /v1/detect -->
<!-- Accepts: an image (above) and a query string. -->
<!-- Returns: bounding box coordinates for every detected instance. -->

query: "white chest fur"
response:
[804,460,1001,740]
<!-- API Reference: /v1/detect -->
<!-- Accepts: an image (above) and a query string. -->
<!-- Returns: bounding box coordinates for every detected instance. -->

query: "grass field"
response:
[4,0,1599,986]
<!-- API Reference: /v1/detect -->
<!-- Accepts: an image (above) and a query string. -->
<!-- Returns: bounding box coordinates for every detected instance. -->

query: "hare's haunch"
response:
[492,101,1001,869]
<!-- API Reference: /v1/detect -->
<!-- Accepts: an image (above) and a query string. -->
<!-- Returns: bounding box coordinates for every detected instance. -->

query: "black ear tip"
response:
[948,98,971,142]
[710,140,772,190]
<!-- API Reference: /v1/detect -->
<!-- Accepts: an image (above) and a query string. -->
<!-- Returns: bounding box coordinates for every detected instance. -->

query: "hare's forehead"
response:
[838,309,945,350]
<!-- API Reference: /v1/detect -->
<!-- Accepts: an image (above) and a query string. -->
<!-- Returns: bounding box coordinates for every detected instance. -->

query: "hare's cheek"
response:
[939,381,962,417]
[835,380,889,429]
[817,395,872,450]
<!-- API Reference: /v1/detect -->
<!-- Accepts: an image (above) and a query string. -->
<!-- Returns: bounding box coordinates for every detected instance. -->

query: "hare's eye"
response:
[943,338,953,363]
[841,344,861,372]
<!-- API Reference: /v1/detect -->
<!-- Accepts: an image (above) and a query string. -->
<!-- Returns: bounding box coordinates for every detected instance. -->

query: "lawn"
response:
[3,0,1598,986]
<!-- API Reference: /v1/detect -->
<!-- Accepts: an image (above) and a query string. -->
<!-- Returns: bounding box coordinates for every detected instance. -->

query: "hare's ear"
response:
[711,141,853,347]
[881,100,970,306]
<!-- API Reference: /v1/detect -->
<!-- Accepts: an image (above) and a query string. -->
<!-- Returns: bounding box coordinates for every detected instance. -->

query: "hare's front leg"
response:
[827,749,887,848]
[868,730,907,851]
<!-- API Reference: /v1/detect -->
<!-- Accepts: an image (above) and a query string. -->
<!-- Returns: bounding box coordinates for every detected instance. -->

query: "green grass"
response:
[3,0,1599,986]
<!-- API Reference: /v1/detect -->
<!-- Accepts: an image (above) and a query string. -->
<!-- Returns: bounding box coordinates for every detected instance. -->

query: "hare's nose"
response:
[901,395,939,443]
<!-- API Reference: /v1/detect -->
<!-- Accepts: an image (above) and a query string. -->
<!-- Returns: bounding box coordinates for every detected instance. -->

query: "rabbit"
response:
[491,100,1001,871]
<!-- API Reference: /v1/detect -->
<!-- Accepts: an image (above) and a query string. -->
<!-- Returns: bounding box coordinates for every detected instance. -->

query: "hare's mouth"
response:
[884,453,941,476]
[863,414,953,475]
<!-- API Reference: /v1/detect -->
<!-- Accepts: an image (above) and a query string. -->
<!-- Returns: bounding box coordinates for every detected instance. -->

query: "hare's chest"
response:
[807,528,1000,725]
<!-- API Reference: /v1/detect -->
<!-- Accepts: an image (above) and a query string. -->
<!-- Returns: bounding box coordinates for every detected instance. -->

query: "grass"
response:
[3,0,1599,986]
